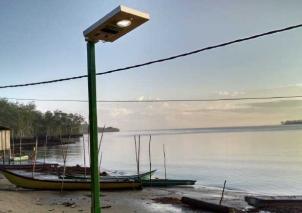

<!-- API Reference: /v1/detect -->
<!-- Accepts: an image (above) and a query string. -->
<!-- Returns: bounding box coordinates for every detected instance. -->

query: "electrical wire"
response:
[0,23,302,89]
[2,95,302,103]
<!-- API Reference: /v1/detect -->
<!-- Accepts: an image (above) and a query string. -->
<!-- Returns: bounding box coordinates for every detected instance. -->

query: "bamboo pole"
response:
[98,126,105,172]
[59,130,65,190]
[2,150,4,165]
[19,131,22,165]
[59,131,64,158]
[2,132,5,165]
[148,135,152,185]
[134,136,138,177]
[82,133,87,178]
[163,144,167,181]
[32,137,38,177]
[99,152,102,171]
[138,135,141,178]
[60,131,70,192]
[98,126,105,154]
[6,132,8,164]
[32,146,35,177]
[88,132,90,157]
[9,148,11,165]
[219,180,227,205]
[81,126,87,177]
[43,134,48,165]
[11,130,14,164]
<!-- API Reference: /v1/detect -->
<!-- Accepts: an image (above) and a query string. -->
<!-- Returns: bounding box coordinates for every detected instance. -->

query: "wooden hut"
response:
[0,126,11,163]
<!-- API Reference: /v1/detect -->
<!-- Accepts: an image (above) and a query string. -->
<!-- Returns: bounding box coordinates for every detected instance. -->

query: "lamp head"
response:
[83,5,150,43]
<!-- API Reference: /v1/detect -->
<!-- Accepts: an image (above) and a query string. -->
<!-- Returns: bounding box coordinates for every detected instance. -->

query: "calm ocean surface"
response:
[40,124,302,195]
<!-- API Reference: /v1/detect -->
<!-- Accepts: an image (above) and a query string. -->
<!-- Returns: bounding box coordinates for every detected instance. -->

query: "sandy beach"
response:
[0,173,254,213]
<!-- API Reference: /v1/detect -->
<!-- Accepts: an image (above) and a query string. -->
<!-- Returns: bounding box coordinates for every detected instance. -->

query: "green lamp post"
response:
[83,5,149,213]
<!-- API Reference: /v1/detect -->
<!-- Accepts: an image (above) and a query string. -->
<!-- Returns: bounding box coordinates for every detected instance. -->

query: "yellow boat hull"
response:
[2,170,142,190]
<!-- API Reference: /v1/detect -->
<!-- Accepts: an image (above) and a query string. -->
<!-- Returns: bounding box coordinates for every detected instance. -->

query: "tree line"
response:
[0,99,84,137]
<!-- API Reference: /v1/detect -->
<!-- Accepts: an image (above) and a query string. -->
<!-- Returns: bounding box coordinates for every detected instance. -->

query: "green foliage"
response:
[0,99,84,137]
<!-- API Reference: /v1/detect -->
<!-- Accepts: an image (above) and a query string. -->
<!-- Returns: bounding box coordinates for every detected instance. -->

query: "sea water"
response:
[41,124,302,195]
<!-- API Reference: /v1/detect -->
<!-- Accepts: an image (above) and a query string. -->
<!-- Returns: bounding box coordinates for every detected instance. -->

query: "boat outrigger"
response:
[141,179,196,187]
[59,169,157,180]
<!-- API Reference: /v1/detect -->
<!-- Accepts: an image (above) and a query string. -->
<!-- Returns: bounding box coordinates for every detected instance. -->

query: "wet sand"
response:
[0,173,253,213]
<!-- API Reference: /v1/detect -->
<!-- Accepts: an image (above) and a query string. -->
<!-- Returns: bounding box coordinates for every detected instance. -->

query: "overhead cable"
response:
[3,95,302,103]
[0,23,302,89]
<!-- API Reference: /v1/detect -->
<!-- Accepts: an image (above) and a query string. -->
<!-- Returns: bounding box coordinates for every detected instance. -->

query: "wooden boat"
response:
[181,197,236,213]
[59,170,157,180]
[2,170,142,190]
[142,179,196,187]
[245,195,302,208]
[10,155,29,161]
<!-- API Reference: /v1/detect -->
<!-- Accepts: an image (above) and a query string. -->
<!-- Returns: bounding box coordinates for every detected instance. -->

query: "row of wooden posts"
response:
[134,135,167,181]
[80,128,168,183]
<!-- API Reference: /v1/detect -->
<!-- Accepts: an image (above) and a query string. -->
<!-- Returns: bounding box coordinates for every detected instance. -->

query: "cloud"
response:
[103,107,133,118]
[181,101,249,113]
[95,85,302,129]
[217,90,245,97]
[246,100,302,109]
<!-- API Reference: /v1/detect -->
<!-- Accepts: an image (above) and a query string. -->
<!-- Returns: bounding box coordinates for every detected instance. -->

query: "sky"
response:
[0,0,302,130]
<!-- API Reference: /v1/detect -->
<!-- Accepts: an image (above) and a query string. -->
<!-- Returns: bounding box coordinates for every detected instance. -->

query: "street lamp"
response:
[83,5,149,213]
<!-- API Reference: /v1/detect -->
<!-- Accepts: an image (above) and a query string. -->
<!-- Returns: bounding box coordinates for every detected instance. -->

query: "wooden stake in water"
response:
[148,135,152,185]
[32,137,38,178]
[2,131,6,165]
[219,180,227,205]
[60,133,70,192]
[43,134,48,165]
[98,126,105,153]
[98,126,105,171]
[19,131,22,165]
[138,135,141,177]
[11,130,14,164]
[99,152,102,170]
[87,129,90,157]
[2,151,4,165]
[82,134,87,178]
[163,144,167,181]
[134,136,138,177]
[9,148,11,165]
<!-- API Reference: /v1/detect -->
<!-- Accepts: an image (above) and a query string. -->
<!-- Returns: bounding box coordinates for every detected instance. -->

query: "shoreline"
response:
[0,173,254,213]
